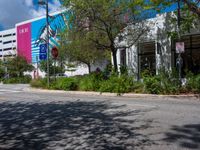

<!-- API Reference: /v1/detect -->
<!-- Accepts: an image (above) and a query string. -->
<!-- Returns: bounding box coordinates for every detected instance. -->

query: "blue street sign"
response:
[39,44,47,53]
[39,53,47,60]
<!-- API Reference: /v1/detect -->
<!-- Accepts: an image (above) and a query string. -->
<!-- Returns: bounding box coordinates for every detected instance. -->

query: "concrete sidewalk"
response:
[24,87,200,100]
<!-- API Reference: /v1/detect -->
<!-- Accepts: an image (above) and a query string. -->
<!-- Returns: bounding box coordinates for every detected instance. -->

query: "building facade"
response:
[0,28,16,60]
[1,3,199,78]
[117,12,200,79]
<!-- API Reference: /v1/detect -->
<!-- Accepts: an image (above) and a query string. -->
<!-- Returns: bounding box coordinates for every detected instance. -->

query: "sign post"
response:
[51,46,58,80]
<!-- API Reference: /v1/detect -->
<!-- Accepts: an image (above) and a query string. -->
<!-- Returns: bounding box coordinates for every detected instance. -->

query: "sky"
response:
[0,0,62,31]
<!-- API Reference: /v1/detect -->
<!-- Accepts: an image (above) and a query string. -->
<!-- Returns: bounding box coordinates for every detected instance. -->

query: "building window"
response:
[139,42,156,76]
[120,49,126,66]
[3,34,12,37]
[4,48,12,51]
[3,41,12,44]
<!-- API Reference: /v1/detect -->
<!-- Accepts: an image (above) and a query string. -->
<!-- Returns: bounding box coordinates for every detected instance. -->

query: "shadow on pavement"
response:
[0,100,154,150]
[163,124,200,149]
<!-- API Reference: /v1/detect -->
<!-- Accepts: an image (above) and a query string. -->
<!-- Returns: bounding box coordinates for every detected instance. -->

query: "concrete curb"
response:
[24,87,200,99]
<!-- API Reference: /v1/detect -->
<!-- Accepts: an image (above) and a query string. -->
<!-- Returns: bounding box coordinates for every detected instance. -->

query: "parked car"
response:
[55,73,67,78]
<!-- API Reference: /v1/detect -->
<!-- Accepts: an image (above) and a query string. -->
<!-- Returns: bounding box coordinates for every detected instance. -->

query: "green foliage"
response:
[0,60,5,80]
[143,76,162,94]
[78,72,104,91]
[30,78,47,88]
[119,65,128,75]
[99,74,134,94]
[186,73,200,93]
[39,59,65,76]
[59,30,107,73]
[62,0,149,72]
[131,81,144,93]
[3,75,32,84]
[142,69,180,94]
[50,77,78,91]
[5,56,34,78]
[30,67,200,95]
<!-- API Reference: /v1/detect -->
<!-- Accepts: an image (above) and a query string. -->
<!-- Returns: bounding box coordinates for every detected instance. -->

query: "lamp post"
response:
[38,0,50,87]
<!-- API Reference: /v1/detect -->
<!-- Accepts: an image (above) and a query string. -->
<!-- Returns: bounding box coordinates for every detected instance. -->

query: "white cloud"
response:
[49,0,62,12]
[24,0,34,7]
[31,0,62,18]
[0,0,61,30]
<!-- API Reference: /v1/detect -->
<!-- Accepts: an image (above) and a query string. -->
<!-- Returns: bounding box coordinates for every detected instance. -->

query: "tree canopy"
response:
[59,29,108,73]
[5,56,34,78]
[182,0,200,17]
[61,0,150,72]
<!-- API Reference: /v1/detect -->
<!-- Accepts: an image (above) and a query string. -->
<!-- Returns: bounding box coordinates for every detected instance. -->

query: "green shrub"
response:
[158,69,180,94]
[30,78,47,88]
[186,74,200,93]
[143,76,162,94]
[142,69,181,94]
[3,75,32,84]
[78,73,103,91]
[23,75,32,83]
[99,74,134,94]
[51,77,78,91]
[131,81,145,93]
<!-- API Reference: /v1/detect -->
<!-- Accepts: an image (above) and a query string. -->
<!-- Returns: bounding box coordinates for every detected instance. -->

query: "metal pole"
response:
[177,0,182,84]
[54,58,56,81]
[46,0,50,87]
[36,55,39,79]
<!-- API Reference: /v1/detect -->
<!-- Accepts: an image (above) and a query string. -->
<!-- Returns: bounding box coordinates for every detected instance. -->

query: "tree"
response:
[59,30,108,73]
[39,59,65,76]
[0,59,5,79]
[151,0,199,38]
[61,0,150,72]
[5,56,34,77]
[182,0,200,17]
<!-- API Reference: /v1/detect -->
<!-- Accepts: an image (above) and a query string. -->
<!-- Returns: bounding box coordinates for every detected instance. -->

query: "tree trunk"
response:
[87,63,91,74]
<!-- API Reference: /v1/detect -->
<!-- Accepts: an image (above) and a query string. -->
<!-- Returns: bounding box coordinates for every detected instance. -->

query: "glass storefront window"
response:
[139,42,156,77]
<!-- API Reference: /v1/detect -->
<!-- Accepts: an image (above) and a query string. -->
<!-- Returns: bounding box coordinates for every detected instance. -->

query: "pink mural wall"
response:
[17,23,32,63]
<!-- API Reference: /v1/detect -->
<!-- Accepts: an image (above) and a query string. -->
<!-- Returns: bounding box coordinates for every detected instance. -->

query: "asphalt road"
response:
[0,84,199,150]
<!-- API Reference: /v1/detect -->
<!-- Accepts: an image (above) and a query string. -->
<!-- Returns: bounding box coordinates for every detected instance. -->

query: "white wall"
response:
[116,12,176,78]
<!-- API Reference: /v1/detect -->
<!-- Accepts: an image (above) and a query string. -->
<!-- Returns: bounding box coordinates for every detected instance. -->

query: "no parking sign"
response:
[176,42,184,53]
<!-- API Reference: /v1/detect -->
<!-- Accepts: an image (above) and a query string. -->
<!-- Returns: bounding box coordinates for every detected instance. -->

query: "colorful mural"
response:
[17,23,32,63]
[17,10,70,63]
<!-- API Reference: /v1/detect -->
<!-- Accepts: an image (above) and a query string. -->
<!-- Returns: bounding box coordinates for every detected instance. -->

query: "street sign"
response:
[176,42,184,53]
[39,53,47,60]
[39,44,47,53]
[39,44,47,60]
